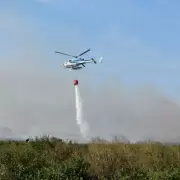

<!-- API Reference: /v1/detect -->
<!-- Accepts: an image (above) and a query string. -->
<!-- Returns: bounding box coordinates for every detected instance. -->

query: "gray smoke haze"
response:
[1,64,180,143]
[0,7,180,143]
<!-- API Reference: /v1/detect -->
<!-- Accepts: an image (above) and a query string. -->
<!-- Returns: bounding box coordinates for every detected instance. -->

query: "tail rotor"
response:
[91,58,97,64]
[91,56,103,64]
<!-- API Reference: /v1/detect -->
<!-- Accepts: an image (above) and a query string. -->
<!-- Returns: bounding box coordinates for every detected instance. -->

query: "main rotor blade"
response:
[77,49,90,57]
[55,51,77,58]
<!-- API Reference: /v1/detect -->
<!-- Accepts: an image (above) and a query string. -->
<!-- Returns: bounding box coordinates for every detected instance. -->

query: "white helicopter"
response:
[55,48,102,70]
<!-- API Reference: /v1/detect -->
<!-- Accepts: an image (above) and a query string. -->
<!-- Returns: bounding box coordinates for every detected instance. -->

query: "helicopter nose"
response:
[63,62,67,68]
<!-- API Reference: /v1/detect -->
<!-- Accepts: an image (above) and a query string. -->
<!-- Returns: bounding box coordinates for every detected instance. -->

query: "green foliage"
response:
[0,136,180,179]
[58,157,90,180]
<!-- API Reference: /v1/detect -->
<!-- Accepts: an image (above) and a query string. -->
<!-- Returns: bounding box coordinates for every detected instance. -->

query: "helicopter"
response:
[55,48,102,70]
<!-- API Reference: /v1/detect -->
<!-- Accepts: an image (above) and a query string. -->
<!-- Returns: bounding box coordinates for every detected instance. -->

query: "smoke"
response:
[1,63,180,143]
[74,85,89,139]
[1,6,180,143]
[81,85,180,143]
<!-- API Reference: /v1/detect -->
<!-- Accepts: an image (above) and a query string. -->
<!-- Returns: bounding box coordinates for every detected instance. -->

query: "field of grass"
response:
[0,136,180,179]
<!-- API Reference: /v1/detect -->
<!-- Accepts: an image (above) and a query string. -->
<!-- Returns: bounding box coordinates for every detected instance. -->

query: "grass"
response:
[0,135,180,179]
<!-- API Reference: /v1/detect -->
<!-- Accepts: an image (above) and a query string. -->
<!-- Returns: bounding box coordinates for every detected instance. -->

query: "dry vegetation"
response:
[0,135,180,179]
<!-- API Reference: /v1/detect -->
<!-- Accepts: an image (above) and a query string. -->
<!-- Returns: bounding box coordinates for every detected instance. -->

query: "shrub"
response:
[0,137,179,179]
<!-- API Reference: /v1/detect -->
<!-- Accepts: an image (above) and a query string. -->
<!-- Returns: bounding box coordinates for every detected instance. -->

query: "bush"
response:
[0,136,179,179]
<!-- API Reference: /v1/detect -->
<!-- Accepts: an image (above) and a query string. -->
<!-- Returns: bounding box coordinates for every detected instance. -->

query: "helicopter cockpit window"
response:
[68,60,72,62]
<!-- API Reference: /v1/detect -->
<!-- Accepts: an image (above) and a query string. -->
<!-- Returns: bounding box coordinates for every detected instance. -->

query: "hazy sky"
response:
[0,0,180,142]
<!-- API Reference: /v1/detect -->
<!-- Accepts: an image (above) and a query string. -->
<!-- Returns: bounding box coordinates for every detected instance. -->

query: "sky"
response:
[0,0,180,142]
[1,0,180,96]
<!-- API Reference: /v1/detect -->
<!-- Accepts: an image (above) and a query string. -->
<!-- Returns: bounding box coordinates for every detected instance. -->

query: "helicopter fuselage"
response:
[55,48,102,70]
[63,58,95,70]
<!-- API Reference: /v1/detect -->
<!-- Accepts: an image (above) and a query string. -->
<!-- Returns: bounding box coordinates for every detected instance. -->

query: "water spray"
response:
[73,80,89,139]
